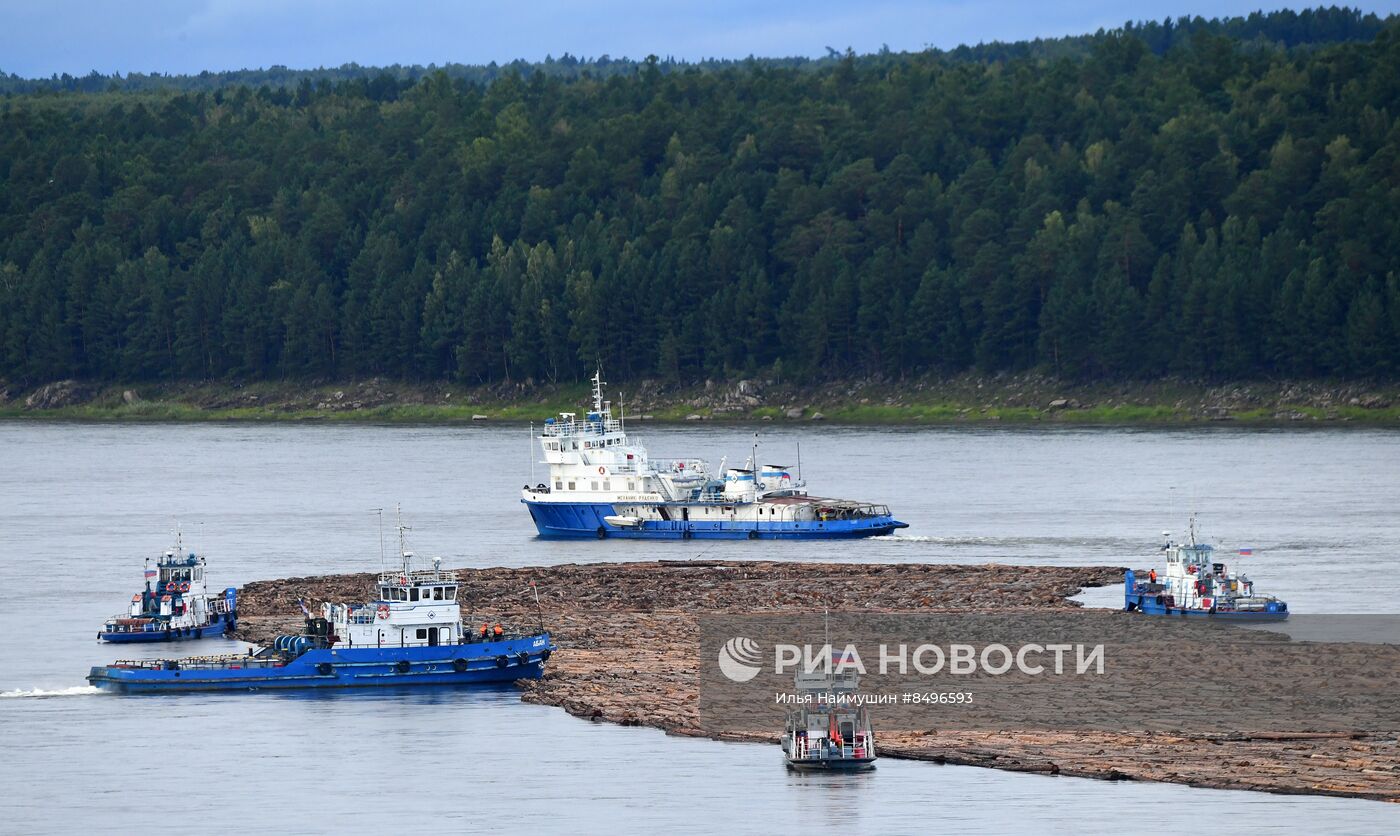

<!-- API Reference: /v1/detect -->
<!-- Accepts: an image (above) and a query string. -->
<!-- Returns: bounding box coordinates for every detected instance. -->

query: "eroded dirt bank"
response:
[232,560,1400,802]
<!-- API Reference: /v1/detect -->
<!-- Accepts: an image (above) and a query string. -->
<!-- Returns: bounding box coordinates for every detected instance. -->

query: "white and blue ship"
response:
[781,667,877,771]
[521,373,907,539]
[88,515,553,693]
[98,534,237,643]
[1124,517,1288,621]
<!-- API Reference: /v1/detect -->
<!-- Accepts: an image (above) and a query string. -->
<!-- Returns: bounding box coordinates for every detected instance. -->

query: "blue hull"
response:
[786,758,876,771]
[99,615,236,644]
[1124,594,1289,622]
[87,634,552,694]
[523,500,907,539]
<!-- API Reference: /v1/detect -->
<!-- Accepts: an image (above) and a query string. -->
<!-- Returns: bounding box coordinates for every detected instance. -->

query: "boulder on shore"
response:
[24,380,94,409]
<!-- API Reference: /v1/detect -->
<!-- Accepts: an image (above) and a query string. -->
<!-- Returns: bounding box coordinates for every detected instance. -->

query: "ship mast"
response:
[396,504,413,575]
[591,369,605,414]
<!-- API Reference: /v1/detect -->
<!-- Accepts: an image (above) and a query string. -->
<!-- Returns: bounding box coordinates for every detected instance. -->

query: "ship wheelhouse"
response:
[325,538,467,649]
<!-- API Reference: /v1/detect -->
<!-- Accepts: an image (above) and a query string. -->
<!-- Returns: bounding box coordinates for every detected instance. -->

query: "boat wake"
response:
[0,685,100,699]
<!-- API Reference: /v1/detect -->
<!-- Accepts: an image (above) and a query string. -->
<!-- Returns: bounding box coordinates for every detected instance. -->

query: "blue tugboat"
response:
[1124,516,1288,621]
[88,514,554,693]
[98,533,237,643]
[521,373,908,539]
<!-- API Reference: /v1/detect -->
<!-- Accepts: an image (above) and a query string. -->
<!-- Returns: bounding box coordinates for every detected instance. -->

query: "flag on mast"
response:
[1238,548,1254,556]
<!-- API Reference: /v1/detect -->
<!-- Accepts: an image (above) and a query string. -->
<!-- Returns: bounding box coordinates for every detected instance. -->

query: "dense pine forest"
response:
[2,7,1399,387]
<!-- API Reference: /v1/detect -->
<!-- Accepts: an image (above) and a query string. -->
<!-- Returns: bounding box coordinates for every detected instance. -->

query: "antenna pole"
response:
[373,508,385,572]
[797,441,802,483]
[531,580,545,632]
[529,421,535,484]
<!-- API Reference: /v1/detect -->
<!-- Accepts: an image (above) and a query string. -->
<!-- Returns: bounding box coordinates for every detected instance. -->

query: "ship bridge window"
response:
[416,628,428,640]
[380,586,390,600]
[410,588,420,602]
[555,480,563,490]
[567,481,576,491]
[445,587,456,600]
[194,568,202,581]
[432,587,443,601]
[394,588,407,601]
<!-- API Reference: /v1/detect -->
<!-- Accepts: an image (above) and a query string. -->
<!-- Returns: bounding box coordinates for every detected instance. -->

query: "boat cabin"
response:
[323,552,466,649]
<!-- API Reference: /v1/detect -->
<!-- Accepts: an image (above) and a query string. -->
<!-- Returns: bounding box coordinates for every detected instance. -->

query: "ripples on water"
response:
[2,421,1398,833]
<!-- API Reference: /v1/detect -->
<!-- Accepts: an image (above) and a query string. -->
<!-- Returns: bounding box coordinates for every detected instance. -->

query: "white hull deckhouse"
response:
[520,373,907,539]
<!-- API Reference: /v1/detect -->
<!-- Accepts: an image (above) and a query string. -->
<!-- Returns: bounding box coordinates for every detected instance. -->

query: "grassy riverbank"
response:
[3,376,1400,425]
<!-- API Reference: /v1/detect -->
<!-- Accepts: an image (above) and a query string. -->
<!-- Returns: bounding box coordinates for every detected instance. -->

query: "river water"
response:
[2,420,1398,833]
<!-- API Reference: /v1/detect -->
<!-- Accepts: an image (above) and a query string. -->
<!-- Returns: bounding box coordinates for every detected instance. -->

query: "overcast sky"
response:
[3,1,1399,78]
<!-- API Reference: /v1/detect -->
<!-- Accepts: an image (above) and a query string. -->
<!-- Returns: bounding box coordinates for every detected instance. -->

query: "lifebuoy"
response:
[376,604,391,620]
[495,655,509,668]
[181,582,190,592]
[598,466,606,475]
[453,657,469,673]
[395,660,410,674]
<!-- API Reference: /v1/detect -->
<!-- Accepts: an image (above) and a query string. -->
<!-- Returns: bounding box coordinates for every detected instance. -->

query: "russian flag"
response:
[1238,548,1253,556]
[144,569,157,579]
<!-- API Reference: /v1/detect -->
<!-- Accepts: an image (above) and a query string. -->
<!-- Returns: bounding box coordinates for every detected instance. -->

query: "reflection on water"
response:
[2,421,1398,833]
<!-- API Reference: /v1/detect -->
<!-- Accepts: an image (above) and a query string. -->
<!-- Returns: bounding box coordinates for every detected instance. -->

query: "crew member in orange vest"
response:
[479,623,489,640]
[493,623,504,639]
[1149,569,1157,583]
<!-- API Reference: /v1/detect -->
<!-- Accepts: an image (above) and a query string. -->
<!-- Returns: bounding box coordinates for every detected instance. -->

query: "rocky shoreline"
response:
[4,375,1400,424]
[232,560,1400,802]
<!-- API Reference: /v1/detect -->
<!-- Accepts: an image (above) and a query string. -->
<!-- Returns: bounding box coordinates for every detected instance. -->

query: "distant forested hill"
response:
[2,7,1399,385]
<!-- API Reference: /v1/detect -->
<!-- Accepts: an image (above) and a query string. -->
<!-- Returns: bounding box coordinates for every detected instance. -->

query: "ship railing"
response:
[660,458,707,472]
[813,503,892,520]
[338,631,537,649]
[377,568,459,585]
[110,655,288,671]
[790,741,858,760]
[541,416,623,437]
